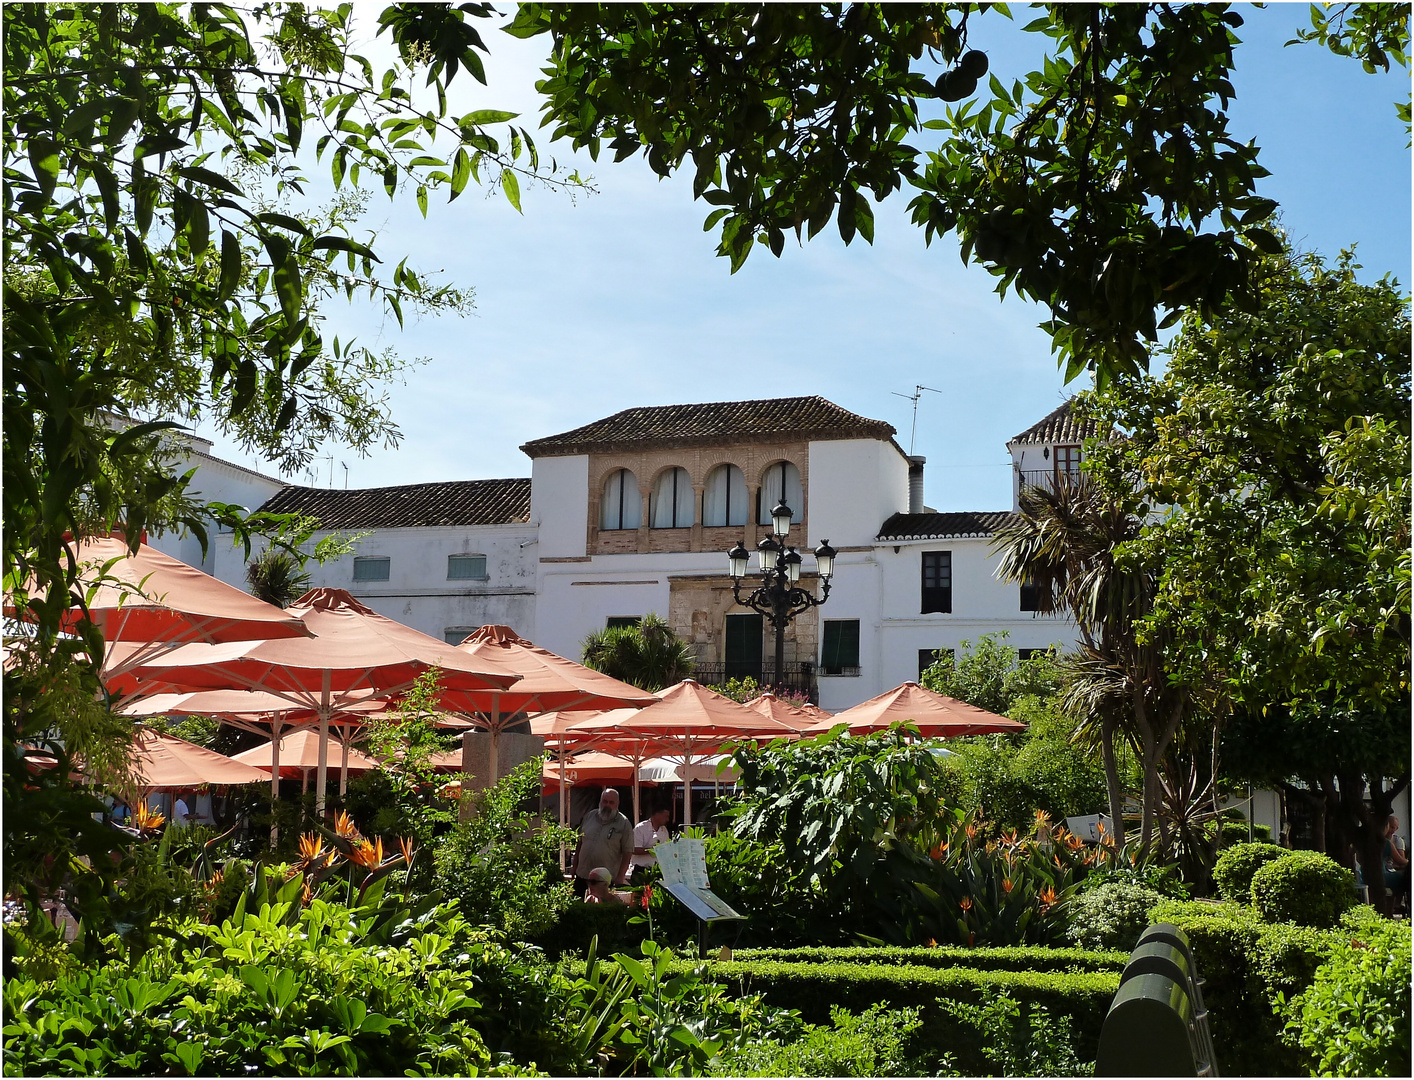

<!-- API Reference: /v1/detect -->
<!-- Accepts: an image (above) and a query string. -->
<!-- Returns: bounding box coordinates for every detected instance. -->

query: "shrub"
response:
[435,758,577,942]
[1251,850,1355,928]
[1283,915,1411,1077]
[712,1003,926,1077]
[1212,842,1288,903]
[1066,881,1164,951]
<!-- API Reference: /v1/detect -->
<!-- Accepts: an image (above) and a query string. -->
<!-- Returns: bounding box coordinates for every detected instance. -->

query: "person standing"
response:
[573,788,634,897]
[1383,815,1409,912]
[171,791,192,828]
[630,805,672,885]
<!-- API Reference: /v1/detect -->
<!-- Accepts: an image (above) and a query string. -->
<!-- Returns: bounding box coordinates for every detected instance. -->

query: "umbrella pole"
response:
[682,738,693,828]
[315,671,331,818]
[558,743,569,874]
[339,719,350,797]
[488,699,500,786]
[459,730,474,824]
[270,714,282,847]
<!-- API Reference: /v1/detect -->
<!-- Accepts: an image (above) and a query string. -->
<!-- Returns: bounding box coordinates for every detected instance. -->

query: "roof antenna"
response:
[891,385,941,454]
[341,462,349,490]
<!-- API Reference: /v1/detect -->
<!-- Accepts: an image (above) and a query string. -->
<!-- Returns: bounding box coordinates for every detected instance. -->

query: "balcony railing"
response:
[1016,468,1085,493]
[691,661,818,703]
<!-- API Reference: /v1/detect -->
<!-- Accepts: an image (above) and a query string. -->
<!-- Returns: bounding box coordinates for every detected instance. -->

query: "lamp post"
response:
[726,502,836,695]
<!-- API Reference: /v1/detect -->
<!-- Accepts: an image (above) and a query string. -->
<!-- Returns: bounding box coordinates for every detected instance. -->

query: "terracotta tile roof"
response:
[258,478,531,530]
[520,396,896,457]
[876,511,1017,541]
[1008,399,1108,445]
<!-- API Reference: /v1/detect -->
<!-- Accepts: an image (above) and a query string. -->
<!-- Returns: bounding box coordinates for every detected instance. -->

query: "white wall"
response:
[530,454,589,559]
[808,438,909,547]
[298,523,538,640]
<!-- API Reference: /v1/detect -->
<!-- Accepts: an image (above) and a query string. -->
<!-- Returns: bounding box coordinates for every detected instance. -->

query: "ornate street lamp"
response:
[726,503,837,695]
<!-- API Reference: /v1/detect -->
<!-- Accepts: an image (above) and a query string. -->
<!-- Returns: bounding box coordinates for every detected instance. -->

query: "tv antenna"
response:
[891,385,941,454]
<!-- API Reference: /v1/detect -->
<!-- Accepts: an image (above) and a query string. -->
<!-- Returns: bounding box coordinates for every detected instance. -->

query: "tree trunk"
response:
[1100,716,1125,837]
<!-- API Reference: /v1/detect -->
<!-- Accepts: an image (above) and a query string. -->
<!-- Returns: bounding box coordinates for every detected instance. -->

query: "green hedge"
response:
[1147,899,1353,1076]
[1212,842,1288,903]
[569,956,1119,1072]
[730,944,1127,973]
[1250,850,1355,928]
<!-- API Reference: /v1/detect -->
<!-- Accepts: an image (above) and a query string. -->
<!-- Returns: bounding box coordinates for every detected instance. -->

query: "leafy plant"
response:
[1281,914,1411,1077]
[712,1002,927,1077]
[435,757,575,941]
[937,988,1094,1077]
[245,547,311,608]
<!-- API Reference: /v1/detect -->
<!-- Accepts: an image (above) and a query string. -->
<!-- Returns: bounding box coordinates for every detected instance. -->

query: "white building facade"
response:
[154,397,1093,712]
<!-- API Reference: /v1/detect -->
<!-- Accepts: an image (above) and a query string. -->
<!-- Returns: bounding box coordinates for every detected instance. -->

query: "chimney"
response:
[907,456,926,514]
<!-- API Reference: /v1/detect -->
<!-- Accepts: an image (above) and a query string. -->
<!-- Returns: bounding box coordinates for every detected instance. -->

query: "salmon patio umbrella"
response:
[111,589,520,813]
[801,681,1026,737]
[596,680,798,826]
[441,625,657,784]
[232,728,380,789]
[126,727,270,795]
[18,537,310,679]
[119,688,387,841]
[745,692,830,731]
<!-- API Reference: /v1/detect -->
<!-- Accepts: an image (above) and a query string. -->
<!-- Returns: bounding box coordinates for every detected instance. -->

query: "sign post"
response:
[654,836,745,957]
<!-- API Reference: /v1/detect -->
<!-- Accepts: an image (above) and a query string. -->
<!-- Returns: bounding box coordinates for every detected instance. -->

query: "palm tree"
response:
[245,548,311,609]
[581,613,695,691]
[994,475,1190,850]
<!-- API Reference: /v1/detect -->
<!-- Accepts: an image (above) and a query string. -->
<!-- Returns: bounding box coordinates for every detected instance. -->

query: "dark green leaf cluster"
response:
[510,3,1299,384]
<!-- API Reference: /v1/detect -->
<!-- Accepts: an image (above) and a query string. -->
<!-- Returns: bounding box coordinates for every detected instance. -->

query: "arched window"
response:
[702,464,747,527]
[600,469,642,530]
[757,461,803,525]
[650,467,695,529]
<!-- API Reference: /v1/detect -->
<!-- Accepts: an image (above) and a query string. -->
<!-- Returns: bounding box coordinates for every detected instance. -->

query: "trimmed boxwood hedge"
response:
[568,955,1120,1071]
[1250,850,1355,928]
[730,944,1128,973]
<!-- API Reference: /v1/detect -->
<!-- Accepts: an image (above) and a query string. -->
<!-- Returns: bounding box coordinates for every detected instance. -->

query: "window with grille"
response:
[1020,573,1043,612]
[921,551,951,614]
[820,620,861,675]
[352,556,390,582]
[447,554,488,580]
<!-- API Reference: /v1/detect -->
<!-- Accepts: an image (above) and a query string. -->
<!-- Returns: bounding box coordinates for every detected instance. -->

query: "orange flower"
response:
[333,810,359,839]
[1039,886,1057,908]
[1053,854,1065,870]
[640,885,653,909]
[1001,878,1014,894]
[350,837,383,869]
[965,822,979,840]
[1001,829,1018,846]
[959,896,973,912]
[925,937,939,948]
[1033,809,1052,826]
[397,836,417,866]
[205,869,224,891]
[1066,833,1084,851]
[134,804,166,832]
[300,880,314,907]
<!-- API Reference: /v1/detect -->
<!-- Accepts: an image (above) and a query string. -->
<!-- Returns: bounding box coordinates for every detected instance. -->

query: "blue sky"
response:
[206,3,1411,513]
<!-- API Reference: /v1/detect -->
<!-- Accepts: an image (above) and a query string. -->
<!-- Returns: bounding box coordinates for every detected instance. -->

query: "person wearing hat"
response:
[583,866,624,904]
